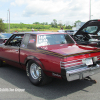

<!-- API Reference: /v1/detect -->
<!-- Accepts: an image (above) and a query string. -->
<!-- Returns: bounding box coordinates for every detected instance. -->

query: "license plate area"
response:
[82,58,93,66]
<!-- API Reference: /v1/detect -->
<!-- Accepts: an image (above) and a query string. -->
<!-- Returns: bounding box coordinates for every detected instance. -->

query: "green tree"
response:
[74,20,81,27]
[51,19,58,28]
[41,22,45,25]
[20,23,24,29]
[33,22,40,24]
[45,22,48,25]
[58,20,63,28]
[65,25,72,29]
[0,19,5,32]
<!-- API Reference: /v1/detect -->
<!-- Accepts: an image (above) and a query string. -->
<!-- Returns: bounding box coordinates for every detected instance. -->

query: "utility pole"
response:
[7,11,8,33]
[8,9,10,33]
[89,0,91,20]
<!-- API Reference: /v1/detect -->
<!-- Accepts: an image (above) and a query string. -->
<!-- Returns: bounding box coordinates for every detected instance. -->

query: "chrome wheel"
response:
[27,60,52,85]
[30,63,40,79]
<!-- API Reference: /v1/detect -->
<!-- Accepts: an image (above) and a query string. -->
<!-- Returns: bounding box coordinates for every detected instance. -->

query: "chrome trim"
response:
[66,64,100,81]
[61,62,83,66]
[61,64,85,69]
[61,59,82,63]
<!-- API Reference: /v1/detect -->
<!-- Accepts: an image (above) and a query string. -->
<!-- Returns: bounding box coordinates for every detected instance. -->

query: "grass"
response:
[5,28,72,33]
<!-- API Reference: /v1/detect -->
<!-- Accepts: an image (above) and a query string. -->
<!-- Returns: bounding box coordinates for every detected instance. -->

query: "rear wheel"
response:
[26,60,52,86]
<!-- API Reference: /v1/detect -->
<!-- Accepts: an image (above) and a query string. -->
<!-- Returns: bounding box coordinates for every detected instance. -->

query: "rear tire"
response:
[26,60,52,86]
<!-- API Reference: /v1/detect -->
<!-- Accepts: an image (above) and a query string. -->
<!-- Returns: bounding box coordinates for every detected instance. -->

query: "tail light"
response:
[61,56,100,69]
[60,59,84,68]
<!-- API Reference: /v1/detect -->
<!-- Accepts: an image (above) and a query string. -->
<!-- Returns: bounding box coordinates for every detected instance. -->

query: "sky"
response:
[0,0,100,25]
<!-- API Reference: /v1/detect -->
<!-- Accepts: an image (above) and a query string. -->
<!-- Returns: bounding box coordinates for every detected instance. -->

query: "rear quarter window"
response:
[20,34,30,48]
[27,35,36,49]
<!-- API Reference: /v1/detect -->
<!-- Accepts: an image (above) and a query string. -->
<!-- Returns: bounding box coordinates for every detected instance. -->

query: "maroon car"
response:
[0,32,100,86]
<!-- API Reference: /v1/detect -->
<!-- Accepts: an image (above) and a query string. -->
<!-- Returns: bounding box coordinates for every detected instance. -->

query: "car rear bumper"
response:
[66,64,100,81]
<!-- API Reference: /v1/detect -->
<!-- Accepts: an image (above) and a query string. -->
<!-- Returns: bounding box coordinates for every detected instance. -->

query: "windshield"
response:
[82,26,98,34]
[37,34,75,46]
[0,34,12,39]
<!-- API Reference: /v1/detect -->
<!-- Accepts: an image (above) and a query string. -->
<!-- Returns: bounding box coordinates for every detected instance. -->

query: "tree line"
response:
[0,19,5,32]
[0,19,81,32]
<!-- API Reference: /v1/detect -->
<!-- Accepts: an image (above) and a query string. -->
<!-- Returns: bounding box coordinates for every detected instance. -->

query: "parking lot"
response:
[0,65,100,100]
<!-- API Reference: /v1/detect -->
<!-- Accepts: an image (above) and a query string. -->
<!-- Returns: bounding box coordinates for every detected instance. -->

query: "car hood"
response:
[75,20,100,36]
[38,44,98,56]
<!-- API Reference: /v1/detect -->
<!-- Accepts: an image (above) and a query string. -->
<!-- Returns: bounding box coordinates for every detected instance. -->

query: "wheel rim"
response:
[30,63,40,79]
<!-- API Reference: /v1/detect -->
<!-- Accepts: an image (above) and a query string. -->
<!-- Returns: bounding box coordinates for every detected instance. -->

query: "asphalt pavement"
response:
[0,65,100,100]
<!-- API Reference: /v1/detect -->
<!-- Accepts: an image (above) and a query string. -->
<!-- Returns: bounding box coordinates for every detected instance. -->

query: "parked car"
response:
[0,32,100,86]
[0,33,12,43]
[70,20,100,47]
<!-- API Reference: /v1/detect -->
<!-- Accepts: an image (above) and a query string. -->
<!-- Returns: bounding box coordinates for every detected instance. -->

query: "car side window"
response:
[27,34,36,49]
[20,34,30,48]
[5,34,24,47]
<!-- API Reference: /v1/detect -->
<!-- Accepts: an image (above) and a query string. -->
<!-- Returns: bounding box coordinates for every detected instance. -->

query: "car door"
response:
[1,34,24,68]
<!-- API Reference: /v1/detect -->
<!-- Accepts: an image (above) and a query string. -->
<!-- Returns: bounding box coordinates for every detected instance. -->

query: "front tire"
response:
[26,60,52,86]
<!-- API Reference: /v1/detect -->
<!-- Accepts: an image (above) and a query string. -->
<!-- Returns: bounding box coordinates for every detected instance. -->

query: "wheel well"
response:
[25,59,44,69]
[25,59,31,66]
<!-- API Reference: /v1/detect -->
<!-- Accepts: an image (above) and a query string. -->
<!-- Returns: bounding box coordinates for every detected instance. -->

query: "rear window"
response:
[37,34,75,47]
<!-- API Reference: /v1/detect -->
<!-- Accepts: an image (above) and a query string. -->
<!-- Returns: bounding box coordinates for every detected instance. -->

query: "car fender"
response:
[24,55,44,69]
